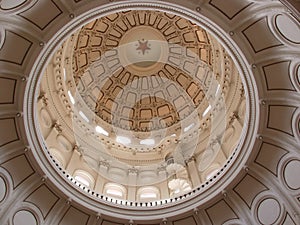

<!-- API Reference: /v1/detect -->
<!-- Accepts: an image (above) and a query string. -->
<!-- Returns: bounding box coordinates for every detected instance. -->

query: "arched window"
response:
[204,164,220,180]
[73,170,95,188]
[103,183,127,199]
[49,147,66,168]
[137,186,160,202]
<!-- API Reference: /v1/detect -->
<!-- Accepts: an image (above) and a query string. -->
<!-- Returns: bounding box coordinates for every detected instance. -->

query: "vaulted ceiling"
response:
[0,0,299,225]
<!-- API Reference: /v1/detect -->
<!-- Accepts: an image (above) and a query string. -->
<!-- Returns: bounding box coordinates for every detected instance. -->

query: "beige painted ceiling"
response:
[0,0,299,225]
[37,9,246,202]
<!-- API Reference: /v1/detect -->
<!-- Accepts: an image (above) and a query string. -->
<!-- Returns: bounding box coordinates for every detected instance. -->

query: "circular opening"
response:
[24,2,259,219]
[37,9,247,206]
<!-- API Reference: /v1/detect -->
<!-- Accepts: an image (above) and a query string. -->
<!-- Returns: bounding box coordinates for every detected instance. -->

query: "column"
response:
[127,168,138,201]
[94,161,109,193]
[158,168,169,199]
[186,157,201,188]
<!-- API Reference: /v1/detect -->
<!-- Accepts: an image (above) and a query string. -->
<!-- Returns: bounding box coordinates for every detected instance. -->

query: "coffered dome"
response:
[72,10,223,134]
[0,0,299,225]
[34,8,249,214]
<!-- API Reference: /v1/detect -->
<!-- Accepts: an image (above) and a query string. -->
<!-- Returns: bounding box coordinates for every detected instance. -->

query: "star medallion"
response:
[136,39,151,55]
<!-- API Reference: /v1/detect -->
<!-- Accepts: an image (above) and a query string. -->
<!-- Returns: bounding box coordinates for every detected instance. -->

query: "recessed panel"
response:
[0,0,27,10]
[263,61,295,91]
[257,198,281,225]
[275,14,300,44]
[13,210,37,225]
[0,118,19,147]
[243,17,282,53]
[234,175,267,207]
[1,155,34,188]
[59,207,89,225]
[255,142,288,175]
[0,77,16,104]
[206,200,238,225]
[0,31,32,65]
[19,0,62,30]
[25,185,59,218]
[0,176,7,203]
[284,160,300,190]
[268,105,296,136]
[209,0,252,19]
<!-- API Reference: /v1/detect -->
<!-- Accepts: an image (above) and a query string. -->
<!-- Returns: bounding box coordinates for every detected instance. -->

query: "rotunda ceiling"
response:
[37,9,246,204]
[1,0,299,224]
[72,11,217,133]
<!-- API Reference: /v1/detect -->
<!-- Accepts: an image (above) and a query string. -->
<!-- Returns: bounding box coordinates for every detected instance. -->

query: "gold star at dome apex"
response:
[136,39,151,55]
